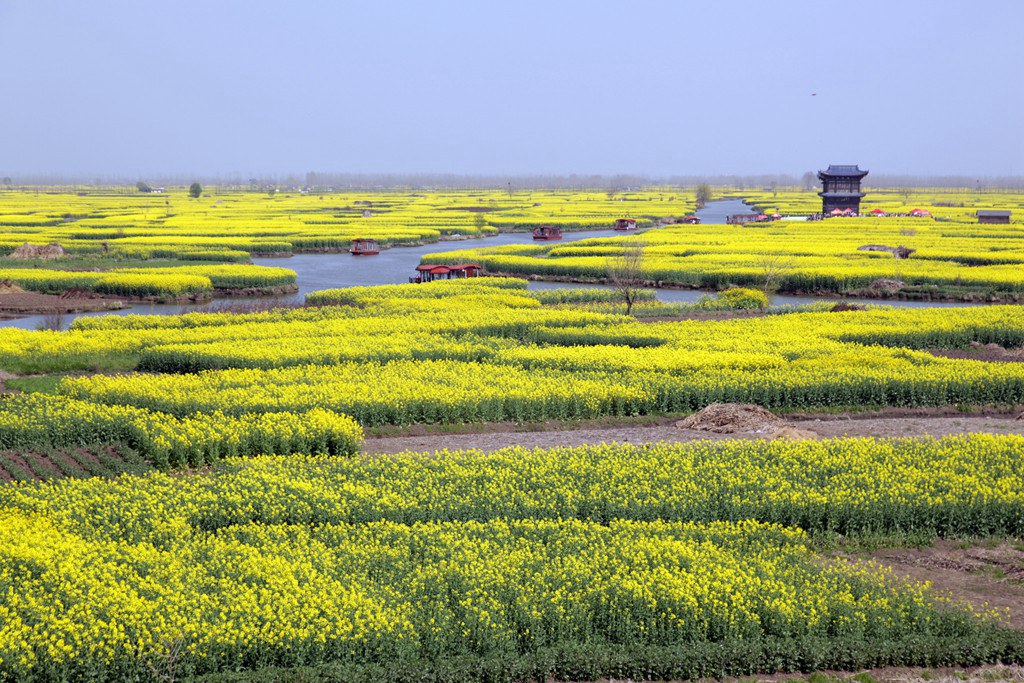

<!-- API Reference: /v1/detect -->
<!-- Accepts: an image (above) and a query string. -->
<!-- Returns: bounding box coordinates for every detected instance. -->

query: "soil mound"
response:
[0,279,26,294]
[675,403,786,434]
[857,244,916,259]
[868,278,906,294]
[10,243,66,260]
[830,302,866,312]
[771,426,821,441]
[935,344,1024,364]
[58,287,100,300]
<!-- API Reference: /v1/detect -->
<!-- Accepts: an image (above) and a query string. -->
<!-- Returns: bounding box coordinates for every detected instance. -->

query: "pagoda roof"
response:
[818,164,868,178]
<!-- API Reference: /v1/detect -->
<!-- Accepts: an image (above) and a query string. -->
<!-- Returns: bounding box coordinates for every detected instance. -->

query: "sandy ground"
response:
[363,414,1024,455]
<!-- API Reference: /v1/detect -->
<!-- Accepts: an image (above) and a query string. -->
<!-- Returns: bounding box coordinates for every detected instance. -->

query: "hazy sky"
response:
[1,0,1022,178]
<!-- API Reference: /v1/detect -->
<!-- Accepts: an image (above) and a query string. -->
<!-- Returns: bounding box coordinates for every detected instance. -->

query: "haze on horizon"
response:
[1,0,1022,181]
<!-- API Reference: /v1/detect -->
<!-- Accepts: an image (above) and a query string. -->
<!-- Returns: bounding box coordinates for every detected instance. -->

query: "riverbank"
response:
[0,291,127,318]
[485,272,1020,304]
[2,194,1013,330]
[207,283,299,298]
[0,283,299,320]
[256,234,493,258]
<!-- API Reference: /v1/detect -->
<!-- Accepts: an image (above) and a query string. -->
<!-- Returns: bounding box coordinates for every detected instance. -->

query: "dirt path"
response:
[363,414,1024,455]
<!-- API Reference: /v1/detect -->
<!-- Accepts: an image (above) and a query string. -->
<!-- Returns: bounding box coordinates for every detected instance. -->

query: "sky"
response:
[1,0,1022,179]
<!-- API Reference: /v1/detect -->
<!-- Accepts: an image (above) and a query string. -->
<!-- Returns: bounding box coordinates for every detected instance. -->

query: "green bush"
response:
[698,287,769,311]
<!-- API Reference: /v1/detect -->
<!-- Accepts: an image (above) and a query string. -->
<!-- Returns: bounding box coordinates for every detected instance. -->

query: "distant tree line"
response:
[4,172,1024,191]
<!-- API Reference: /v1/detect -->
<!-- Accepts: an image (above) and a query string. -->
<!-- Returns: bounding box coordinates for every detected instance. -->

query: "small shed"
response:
[349,238,380,255]
[448,264,482,279]
[727,213,769,224]
[614,218,637,231]
[410,263,482,283]
[977,210,1011,224]
[411,264,449,283]
[532,225,563,240]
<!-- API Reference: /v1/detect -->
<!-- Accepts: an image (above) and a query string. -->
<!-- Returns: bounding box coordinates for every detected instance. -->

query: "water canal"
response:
[0,199,985,330]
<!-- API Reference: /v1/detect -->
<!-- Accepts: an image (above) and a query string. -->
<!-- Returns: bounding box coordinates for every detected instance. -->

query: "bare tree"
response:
[755,252,794,294]
[608,240,646,315]
[694,183,712,208]
[36,310,65,331]
[801,171,816,191]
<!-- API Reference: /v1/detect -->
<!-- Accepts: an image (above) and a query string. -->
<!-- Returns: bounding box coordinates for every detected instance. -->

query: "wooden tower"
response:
[817,164,868,215]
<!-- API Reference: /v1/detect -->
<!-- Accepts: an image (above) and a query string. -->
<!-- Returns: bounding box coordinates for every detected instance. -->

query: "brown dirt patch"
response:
[675,402,786,434]
[23,451,62,478]
[215,284,299,298]
[792,405,1023,421]
[1,450,64,479]
[769,425,821,440]
[845,541,1024,630]
[2,452,34,476]
[0,279,25,293]
[868,278,907,293]
[47,450,88,477]
[58,286,101,300]
[0,290,124,314]
[437,206,504,212]
[728,664,1024,683]
[362,414,1024,456]
[928,345,1024,363]
[830,301,867,312]
[10,242,66,259]
[74,447,104,469]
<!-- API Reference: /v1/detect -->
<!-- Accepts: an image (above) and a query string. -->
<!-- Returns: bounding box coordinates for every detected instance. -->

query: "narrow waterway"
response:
[0,200,989,330]
[0,229,613,329]
[249,229,615,299]
[693,198,752,223]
